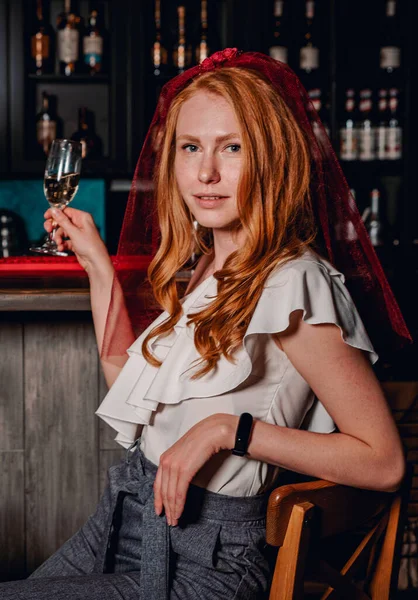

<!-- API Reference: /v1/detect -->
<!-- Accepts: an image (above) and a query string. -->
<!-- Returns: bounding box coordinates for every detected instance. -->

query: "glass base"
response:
[29,245,69,257]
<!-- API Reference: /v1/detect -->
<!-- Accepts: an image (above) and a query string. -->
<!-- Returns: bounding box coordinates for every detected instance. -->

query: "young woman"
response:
[0,49,410,599]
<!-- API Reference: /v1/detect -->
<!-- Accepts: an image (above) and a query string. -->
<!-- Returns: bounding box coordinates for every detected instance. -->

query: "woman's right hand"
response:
[44,207,113,275]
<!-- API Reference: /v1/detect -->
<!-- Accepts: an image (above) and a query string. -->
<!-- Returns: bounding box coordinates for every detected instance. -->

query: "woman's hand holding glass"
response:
[43,207,112,275]
[30,139,82,256]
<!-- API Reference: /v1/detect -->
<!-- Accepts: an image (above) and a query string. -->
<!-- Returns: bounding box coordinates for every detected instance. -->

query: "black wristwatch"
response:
[231,413,254,457]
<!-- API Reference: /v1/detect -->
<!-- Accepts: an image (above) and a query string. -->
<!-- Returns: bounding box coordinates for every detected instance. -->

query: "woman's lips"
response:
[193,195,228,208]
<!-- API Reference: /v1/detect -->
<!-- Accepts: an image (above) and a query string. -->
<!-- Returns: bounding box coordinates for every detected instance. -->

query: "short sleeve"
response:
[245,255,378,365]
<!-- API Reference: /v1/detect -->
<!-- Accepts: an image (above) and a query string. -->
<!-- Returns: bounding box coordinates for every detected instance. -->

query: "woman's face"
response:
[174,91,242,231]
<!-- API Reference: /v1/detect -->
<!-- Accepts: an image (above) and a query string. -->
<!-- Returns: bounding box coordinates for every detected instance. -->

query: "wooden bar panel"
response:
[24,320,100,573]
[0,322,24,450]
[0,452,25,581]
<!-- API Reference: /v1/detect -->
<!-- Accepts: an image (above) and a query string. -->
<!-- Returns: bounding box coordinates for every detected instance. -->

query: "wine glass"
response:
[30,139,82,256]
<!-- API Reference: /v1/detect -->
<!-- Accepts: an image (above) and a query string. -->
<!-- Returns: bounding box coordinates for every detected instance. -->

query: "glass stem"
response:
[49,223,58,246]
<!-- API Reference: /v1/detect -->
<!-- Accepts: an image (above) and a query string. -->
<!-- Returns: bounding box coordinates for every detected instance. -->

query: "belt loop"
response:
[125,437,147,476]
[125,437,140,465]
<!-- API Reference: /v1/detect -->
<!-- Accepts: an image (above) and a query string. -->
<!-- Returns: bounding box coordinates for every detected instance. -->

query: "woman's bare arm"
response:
[88,258,136,389]
[44,207,136,390]
[223,310,405,492]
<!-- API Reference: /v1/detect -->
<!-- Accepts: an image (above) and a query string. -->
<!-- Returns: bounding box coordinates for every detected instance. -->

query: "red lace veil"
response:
[101,49,411,367]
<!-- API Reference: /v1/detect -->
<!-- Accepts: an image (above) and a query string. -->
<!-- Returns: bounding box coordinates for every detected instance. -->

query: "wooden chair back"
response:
[266,466,412,599]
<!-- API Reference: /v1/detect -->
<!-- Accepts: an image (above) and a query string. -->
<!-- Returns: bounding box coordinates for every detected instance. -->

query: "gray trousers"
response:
[0,442,273,599]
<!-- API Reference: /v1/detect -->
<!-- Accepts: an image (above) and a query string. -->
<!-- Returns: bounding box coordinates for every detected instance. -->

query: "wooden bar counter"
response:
[0,285,126,580]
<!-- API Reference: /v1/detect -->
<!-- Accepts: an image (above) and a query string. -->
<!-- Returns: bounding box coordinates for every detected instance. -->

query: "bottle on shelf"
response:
[380,0,401,76]
[300,1,320,75]
[386,87,402,160]
[152,0,168,76]
[269,0,289,64]
[30,0,55,75]
[70,107,103,159]
[173,5,192,75]
[358,89,376,162]
[366,188,385,246]
[83,7,105,75]
[36,91,57,156]
[376,88,389,160]
[339,89,358,161]
[308,87,330,140]
[195,0,209,64]
[57,0,83,76]
[335,188,358,242]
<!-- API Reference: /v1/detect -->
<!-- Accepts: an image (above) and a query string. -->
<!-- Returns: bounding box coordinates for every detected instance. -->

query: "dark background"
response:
[0,0,416,381]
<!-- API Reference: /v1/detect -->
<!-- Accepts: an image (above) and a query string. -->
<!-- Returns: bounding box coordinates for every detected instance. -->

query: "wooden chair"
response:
[266,465,412,599]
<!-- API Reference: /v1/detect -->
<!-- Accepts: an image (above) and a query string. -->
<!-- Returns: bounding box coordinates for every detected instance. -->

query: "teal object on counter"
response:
[0,179,106,244]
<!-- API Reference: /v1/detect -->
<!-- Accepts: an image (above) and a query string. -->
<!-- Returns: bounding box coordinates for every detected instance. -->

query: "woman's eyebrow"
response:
[176,133,241,143]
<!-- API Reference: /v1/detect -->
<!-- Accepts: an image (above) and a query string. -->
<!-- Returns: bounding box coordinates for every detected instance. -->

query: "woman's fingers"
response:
[153,467,163,517]
[173,475,189,524]
[156,458,188,527]
[161,464,171,525]
[56,240,73,253]
[166,466,181,526]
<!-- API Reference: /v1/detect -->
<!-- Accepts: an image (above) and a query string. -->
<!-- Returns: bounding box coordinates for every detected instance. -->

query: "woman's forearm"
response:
[222,415,405,493]
[88,259,136,389]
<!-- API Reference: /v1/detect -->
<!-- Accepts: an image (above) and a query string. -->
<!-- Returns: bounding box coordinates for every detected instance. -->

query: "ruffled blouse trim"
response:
[96,250,378,440]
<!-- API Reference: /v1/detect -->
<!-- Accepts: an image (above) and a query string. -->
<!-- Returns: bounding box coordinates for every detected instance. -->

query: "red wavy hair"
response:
[142,67,317,377]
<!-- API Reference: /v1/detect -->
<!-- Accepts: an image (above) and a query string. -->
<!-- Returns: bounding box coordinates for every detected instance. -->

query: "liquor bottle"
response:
[70,107,103,159]
[366,189,385,246]
[308,88,330,140]
[339,89,358,161]
[36,92,57,156]
[380,0,401,75]
[300,1,319,74]
[152,0,168,76]
[346,189,358,242]
[195,0,209,64]
[57,0,83,76]
[269,1,288,64]
[83,7,105,75]
[173,6,192,74]
[358,89,375,161]
[386,88,402,160]
[376,89,389,160]
[30,0,55,75]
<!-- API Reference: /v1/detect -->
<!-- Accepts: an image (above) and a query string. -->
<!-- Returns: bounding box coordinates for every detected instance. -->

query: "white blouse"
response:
[96,249,378,497]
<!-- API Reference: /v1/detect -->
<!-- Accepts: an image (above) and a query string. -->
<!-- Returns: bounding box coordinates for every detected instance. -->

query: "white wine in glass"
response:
[30,139,82,256]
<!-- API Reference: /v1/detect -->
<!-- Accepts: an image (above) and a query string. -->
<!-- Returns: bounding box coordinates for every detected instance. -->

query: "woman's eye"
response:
[226,144,241,153]
[182,144,199,152]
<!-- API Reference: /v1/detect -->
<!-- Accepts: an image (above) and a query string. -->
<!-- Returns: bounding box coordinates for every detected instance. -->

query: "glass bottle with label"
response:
[300,1,319,74]
[30,0,55,75]
[380,0,401,75]
[36,92,57,156]
[83,7,105,75]
[57,0,83,76]
[339,89,358,161]
[367,188,385,246]
[358,89,376,161]
[152,0,168,76]
[269,0,289,64]
[173,6,192,75]
[195,0,210,64]
[308,87,330,140]
[376,89,389,160]
[70,107,103,159]
[386,88,402,160]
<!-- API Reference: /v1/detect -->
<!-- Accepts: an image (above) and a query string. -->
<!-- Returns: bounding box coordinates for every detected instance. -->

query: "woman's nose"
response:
[198,155,220,184]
